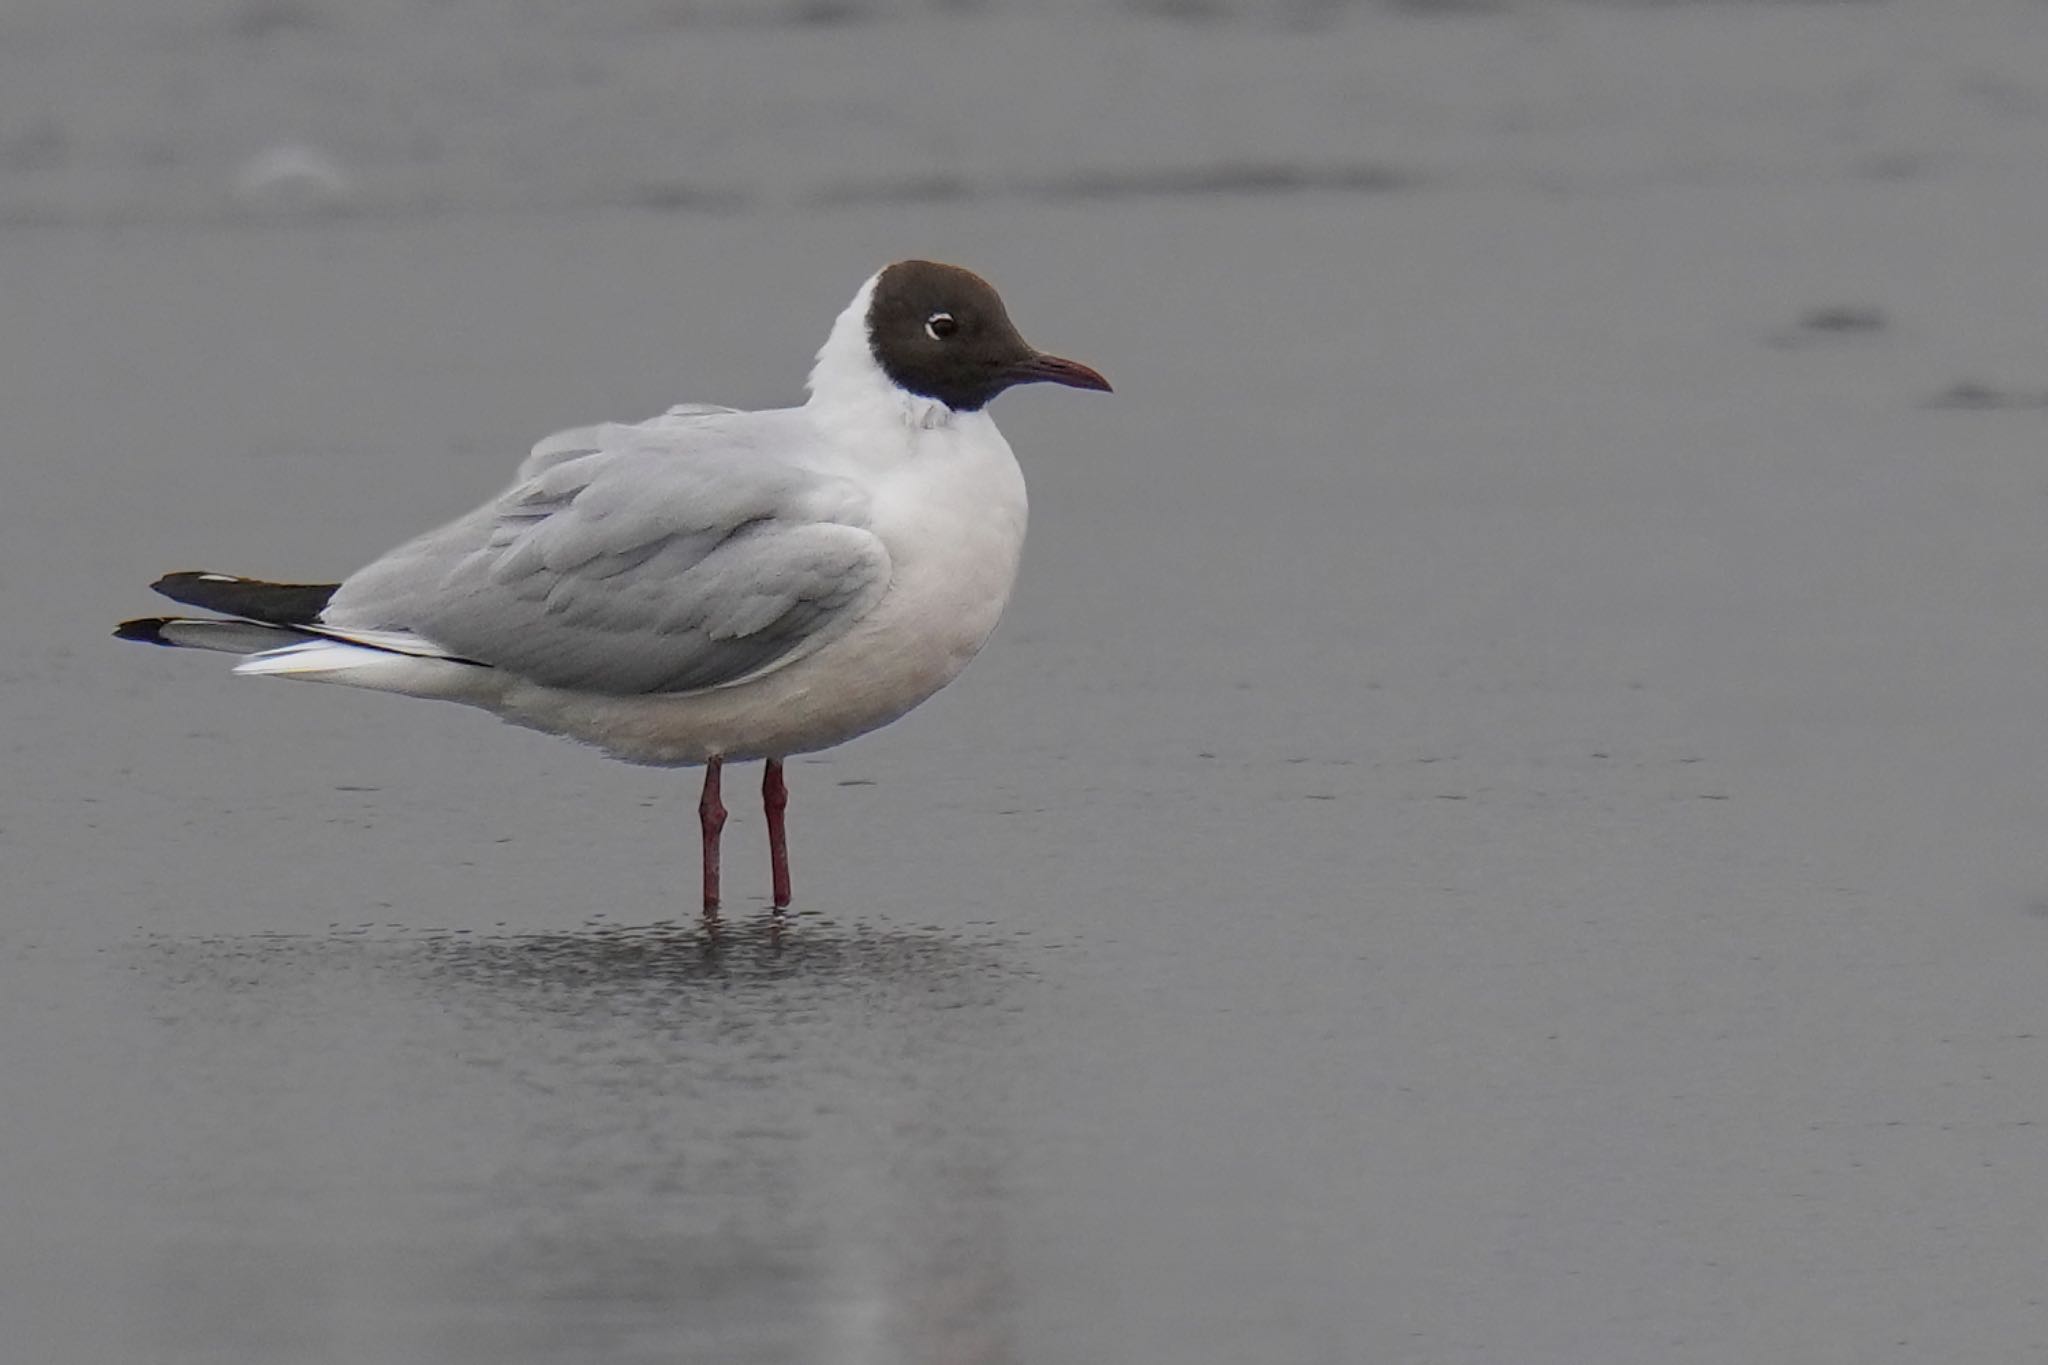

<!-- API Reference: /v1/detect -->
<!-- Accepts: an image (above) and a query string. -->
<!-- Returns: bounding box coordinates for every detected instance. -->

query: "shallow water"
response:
[11,4,2048,1363]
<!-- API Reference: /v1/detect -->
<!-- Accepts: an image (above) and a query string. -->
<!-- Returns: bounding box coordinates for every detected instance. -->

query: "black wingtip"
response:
[148,572,339,626]
[115,617,178,646]
[150,571,233,594]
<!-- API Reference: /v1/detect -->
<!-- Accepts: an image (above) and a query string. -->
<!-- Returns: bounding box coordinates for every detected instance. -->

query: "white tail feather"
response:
[234,639,494,700]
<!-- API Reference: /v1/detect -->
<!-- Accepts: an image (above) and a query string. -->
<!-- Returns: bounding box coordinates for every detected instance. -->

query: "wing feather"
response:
[322,410,891,696]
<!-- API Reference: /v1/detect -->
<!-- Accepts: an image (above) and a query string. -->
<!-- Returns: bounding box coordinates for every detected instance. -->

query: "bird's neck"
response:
[805,273,958,436]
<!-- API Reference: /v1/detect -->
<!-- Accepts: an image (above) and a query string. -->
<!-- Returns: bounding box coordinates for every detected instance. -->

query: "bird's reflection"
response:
[137,916,1033,1365]
[413,913,1014,1000]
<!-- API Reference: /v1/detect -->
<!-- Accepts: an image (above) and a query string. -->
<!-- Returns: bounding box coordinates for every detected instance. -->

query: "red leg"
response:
[763,758,791,911]
[698,757,726,915]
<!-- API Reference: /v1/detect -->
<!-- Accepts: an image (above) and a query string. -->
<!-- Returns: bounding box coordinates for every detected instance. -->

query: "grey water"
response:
[9,3,2048,1362]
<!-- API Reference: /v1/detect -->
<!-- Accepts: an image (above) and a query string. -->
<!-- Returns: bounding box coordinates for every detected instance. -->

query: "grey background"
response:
[8,2,2048,1361]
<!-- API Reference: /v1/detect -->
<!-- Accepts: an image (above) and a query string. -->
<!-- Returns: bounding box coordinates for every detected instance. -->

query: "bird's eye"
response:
[925,312,958,341]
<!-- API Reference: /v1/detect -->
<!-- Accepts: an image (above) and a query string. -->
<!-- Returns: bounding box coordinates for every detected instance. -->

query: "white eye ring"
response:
[925,312,957,341]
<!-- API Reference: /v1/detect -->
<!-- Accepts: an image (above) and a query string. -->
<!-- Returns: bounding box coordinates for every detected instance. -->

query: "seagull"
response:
[117,260,1110,916]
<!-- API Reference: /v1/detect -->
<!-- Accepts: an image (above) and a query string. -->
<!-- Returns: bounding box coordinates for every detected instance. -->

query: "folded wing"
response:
[322,412,891,696]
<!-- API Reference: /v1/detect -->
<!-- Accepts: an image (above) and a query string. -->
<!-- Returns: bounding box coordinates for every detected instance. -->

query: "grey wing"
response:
[324,432,891,696]
[518,403,744,481]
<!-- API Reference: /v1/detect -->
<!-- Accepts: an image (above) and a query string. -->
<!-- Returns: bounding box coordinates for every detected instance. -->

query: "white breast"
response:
[866,410,1029,667]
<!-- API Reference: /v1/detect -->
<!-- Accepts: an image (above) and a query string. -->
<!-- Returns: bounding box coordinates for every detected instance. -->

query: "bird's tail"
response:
[116,571,494,701]
[116,571,340,653]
